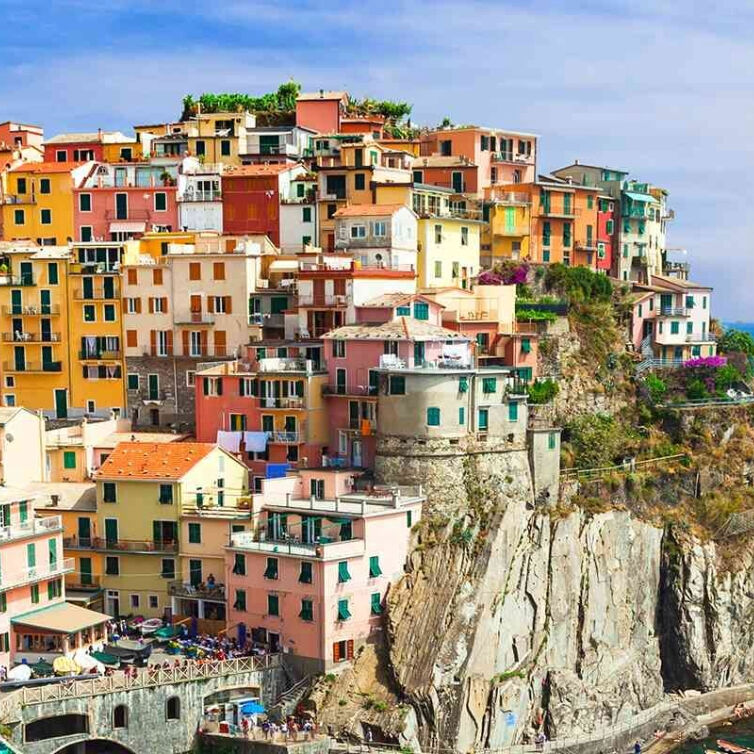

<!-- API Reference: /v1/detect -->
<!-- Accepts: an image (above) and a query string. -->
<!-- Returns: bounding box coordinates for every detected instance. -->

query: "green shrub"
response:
[516,309,557,322]
[527,378,560,404]
[544,263,612,302]
[644,374,667,404]
[716,364,742,391]
[718,328,754,356]
[686,378,709,400]
[565,413,635,468]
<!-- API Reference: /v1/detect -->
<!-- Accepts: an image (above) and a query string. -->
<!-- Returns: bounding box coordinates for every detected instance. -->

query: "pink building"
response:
[225,469,423,673]
[73,163,178,242]
[42,130,134,163]
[295,91,348,134]
[321,298,460,469]
[0,487,108,668]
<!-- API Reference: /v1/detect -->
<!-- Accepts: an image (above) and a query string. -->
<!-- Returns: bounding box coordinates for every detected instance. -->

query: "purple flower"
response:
[682,356,727,368]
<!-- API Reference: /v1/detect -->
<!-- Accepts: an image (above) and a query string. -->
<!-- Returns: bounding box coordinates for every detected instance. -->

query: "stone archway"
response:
[53,740,137,753]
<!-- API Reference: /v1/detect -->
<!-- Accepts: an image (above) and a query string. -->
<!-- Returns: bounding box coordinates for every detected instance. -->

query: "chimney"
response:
[319,89,324,98]
[574,159,579,165]
[97,128,103,142]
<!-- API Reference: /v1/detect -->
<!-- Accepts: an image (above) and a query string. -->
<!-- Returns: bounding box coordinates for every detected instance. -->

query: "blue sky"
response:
[1,0,752,319]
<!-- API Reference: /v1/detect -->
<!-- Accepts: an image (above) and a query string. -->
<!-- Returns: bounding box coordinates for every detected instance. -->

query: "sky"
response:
[0,0,752,319]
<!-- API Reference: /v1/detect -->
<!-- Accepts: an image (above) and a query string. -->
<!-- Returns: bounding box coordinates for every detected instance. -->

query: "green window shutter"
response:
[337,598,351,621]
[63,451,76,470]
[0,593,6,613]
[414,302,429,320]
[508,402,519,422]
[389,376,406,395]
[670,322,679,335]
[427,407,440,426]
[685,296,695,309]
[406,510,413,528]
[296,381,304,397]
[686,322,693,335]
[371,592,383,615]
[299,561,313,584]
[264,557,279,580]
[338,561,351,583]
[159,484,172,504]
[369,556,382,578]
[234,589,246,611]
[521,338,531,353]
[482,377,497,393]
[233,553,246,576]
[299,599,313,621]
[459,376,468,393]
[31,584,39,604]
[19,502,28,523]
[459,407,465,425]
[48,538,57,566]
[548,432,556,450]
[127,374,139,390]
[26,543,36,568]
[103,482,116,502]
[396,305,410,316]
[478,408,489,430]
[188,523,201,544]
[267,594,279,616]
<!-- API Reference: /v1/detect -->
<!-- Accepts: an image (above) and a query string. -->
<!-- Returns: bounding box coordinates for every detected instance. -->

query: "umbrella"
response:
[31,659,53,677]
[7,664,31,682]
[53,656,79,676]
[240,701,265,715]
[237,622,247,647]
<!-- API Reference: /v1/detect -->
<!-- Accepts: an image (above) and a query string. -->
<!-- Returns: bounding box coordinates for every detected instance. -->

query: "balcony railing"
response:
[2,332,61,343]
[104,208,152,221]
[174,313,216,325]
[79,350,122,361]
[0,275,34,286]
[66,575,103,590]
[168,580,226,601]
[229,531,365,560]
[0,558,74,592]
[322,384,378,397]
[540,206,580,218]
[493,225,529,237]
[3,361,62,373]
[257,357,321,374]
[73,288,120,300]
[1,305,60,316]
[487,190,531,205]
[658,307,690,317]
[68,263,119,276]
[258,397,305,409]
[62,536,178,553]
[297,294,348,307]
[268,431,302,444]
[493,152,535,165]
[178,189,222,202]
[0,515,62,544]
[1,194,36,205]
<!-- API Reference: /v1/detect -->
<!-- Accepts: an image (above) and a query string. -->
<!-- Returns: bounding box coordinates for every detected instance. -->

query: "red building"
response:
[410,156,479,195]
[42,130,134,163]
[222,163,304,246]
[295,91,348,134]
[597,194,616,273]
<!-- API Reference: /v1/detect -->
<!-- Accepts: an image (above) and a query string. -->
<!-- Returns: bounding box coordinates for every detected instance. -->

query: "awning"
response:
[268,259,299,272]
[623,191,658,204]
[12,602,110,634]
[109,221,146,233]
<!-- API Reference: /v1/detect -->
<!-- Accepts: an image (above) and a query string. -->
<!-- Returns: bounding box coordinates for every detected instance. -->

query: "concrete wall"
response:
[527,428,561,506]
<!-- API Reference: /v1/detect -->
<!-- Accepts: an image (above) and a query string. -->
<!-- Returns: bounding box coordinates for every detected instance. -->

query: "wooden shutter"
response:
[224,296,232,314]
[162,297,169,314]
[215,330,226,357]
[153,268,163,285]
[190,295,201,313]
[150,330,156,356]
[148,298,154,314]
[189,262,201,281]
[182,331,189,355]
[127,269,137,285]
[333,642,341,663]
[126,330,137,348]
[207,297,215,314]
[334,278,346,296]
[200,331,208,355]
[346,639,354,660]
[166,330,173,356]
[213,262,225,280]
[134,297,142,313]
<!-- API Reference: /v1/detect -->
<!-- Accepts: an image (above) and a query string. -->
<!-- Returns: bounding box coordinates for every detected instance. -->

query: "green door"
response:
[82,277,94,299]
[19,262,32,285]
[40,289,51,314]
[413,341,425,366]
[42,346,53,369]
[13,346,25,371]
[103,277,115,299]
[80,557,93,586]
[660,294,673,313]
[189,559,202,586]
[105,518,118,546]
[504,206,515,233]
[10,290,21,315]
[148,374,159,400]
[78,517,91,547]
[54,389,67,419]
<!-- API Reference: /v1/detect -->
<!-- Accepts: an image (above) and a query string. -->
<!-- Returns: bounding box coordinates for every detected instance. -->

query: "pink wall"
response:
[597,202,615,272]
[296,100,341,134]
[631,295,655,350]
[43,142,105,162]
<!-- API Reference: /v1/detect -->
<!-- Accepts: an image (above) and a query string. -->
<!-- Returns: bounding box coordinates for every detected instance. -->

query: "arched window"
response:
[166,696,181,720]
[113,705,128,729]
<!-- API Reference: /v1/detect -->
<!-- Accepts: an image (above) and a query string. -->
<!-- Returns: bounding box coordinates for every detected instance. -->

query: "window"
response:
[104,304,116,322]
[149,595,159,609]
[338,561,351,583]
[333,340,346,358]
[299,599,313,621]
[154,192,167,211]
[83,305,96,322]
[63,451,76,470]
[17,177,27,194]
[302,206,312,223]
[406,510,413,528]
[671,321,680,334]
[161,559,175,579]
[30,584,39,604]
[114,705,128,729]
[159,484,173,504]
[186,371,196,387]
[299,561,313,584]
[542,221,551,246]
[127,373,139,391]
[130,594,140,609]
[427,407,440,426]
[434,261,442,278]
[434,224,442,244]
[264,557,279,580]
[4,396,14,408]
[233,589,246,611]
[337,598,351,621]
[389,376,406,395]
[687,322,693,335]
[461,227,469,246]
[233,553,246,576]
[482,377,497,393]
[548,432,557,450]
[350,224,366,239]
[187,522,201,544]
[221,140,231,156]
[166,697,181,721]
[396,305,410,316]
[40,209,52,225]
[189,262,201,281]
[703,296,708,310]
[563,223,571,247]
[369,555,382,578]
[14,209,24,225]
[79,193,92,212]
[459,406,465,425]
[354,173,366,190]
[0,593,7,613]
[39,178,51,194]
[508,402,519,422]
[105,556,119,575]
[103,482,116,503]
[48,262,59,285]
[371,592,383,615]
[478,408,489,430]
[521,338,531,354]
[587,194,594,209]
[372,221,387,236]
[685,295,695,309]
[267,593,279,616]
[414,302,429,320]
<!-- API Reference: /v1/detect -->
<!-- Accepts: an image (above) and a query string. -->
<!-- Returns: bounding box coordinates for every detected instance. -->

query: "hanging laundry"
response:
[216,430,242,453]
[243,432,269,453]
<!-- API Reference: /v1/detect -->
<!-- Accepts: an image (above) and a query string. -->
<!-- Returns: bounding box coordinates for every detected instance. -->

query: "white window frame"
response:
[126,298,139,314]
[350,224,366,239]
[86,400,96,414]
[189,331,201,357]
[461,227,469,246]
[213,296,227,314]
[83,305,97,323]
[186,370,196,388]
[152,297,165,313]
[148,595,159,609]
[372,221,387,237]
[156,331,168,357]
[4,395,15,407]
[4,376,14,388]
[131,594,140,609]
[104,303,117,322]
[127,373,140,391]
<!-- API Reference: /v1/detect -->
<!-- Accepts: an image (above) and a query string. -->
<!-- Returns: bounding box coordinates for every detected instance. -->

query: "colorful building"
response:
[42,130,134,163]
[177,158,223,233]
[481,188,531,266]
[295,91,349,134]
[225,468,423,672]
[596,194,616,273]
[185,111,257,165]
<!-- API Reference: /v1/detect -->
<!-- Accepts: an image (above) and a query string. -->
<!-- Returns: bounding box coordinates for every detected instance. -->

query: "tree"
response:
[718,328,754,357]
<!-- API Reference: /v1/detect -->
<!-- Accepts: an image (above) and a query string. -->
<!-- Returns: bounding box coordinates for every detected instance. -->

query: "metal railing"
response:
[104,208,151,221]
[0,275,34,286]
[258,397,305,409]
[178,189,222,202]
[322,384,378,397]
[0,515,62,543]
[297,294,348,307]
[62,536,178,553]
[658,307,689,317]
[1,194,36,205]
[73,288,119,300]
[2,361,62,373]
[1,305,60,316]
[230,531,365,559]
[0,557,74,591]
[174,312,216,325]
[78,350,122,361]
[268,431,302,443]
[561,453,687,482]
[2,332,61,343]
[168,580,226,600]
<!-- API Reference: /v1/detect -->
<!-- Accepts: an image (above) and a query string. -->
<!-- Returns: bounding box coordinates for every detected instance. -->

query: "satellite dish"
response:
[6,433,13,443]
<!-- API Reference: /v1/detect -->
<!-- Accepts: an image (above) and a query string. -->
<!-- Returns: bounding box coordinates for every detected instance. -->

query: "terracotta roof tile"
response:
[95,441,216,481]
[323,319,468,342]
[10,161,86,174]
[333,203,407,218]
[224,163,299,177]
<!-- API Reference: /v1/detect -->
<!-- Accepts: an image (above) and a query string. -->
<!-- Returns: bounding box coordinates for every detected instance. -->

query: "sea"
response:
[723,322,754,338]
[676,716,754,754]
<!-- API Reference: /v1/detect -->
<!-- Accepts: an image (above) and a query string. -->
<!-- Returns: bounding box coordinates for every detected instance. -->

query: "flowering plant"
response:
[682,356,727,369]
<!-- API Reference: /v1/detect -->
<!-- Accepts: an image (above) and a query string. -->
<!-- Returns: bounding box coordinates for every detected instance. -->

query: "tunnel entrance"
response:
[26,713,88,742]
[54,740,136,753]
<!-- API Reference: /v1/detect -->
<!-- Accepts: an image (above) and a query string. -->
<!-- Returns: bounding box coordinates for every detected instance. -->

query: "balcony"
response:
[2,332,61,343]
[0,515,62,544]
[179,347,232,359]
[0,275,35,286]
[174,312,216,326]
[229,531,365,560]
[62,536,178,554]
[257,357,323,374]
[487,190,531,206]
[0,557,74,592]
[138,389,169,403]
[297,294,348,307]
[79,350,122,361]
[268,431,303,444]
[66,575,103,590]
[178,189,222,202]
[658,307,690,317]
[1,305,60,316]
[322,384,378,397]
[493,225,529,237]
[2,193,36,205]
[3,360,62,373]
[258,397,305,410]
[73,288,120,300]
[168,580,226,601]
[104,208,152,222]
[540,205,580,218]
[575,239,597,251]
[68,263,119,276]
[493,151,535,165]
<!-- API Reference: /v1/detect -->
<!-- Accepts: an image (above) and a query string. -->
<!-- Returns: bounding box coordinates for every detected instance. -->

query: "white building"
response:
[177,157,223,232]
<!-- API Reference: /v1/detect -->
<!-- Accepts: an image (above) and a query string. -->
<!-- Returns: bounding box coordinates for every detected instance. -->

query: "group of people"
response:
[238,715,318,742]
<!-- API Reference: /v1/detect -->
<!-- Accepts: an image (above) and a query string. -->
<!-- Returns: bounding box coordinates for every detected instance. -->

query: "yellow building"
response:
[101,140,143,164]
[67,242,127,418]
[0,243,71,415]
[2,162,94,245]
[184,111,256,165]
[94,441,248,618]
[131,230,196,262]
[481,189,532,267]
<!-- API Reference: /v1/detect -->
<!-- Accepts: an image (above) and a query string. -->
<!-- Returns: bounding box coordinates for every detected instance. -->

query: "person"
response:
[241,716,250,739]
[366,728,373,744]
[207,573,216,588]
[634,741,642,754]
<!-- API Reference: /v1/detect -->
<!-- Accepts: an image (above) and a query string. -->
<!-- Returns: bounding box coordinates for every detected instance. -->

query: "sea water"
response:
[675,717,754,754]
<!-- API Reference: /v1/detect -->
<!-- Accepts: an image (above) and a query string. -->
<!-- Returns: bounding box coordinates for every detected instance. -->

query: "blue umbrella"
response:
[240,701,265,715]
[189,616,198,640]
[237,622,247,647]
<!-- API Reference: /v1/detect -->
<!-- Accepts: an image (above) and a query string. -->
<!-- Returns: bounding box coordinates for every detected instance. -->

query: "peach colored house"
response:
[296,91,349,134]
[225,469,423,673]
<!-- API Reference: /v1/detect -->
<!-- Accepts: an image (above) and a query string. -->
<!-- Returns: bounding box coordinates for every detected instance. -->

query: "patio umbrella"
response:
[31,659,53,677]
[7,664,32,682]
[237,622,247,647]
[154,625,178,640]
[240,701,265,715]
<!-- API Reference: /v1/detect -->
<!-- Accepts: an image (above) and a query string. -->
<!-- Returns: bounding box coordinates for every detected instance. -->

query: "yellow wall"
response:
[0,251,71,412]
[102,142,143,163]
[1,170,76,244]
[56,508,103,592]
[132,232,196,262]
[375,184,411,205]
[483,202,531,265]
[47,445,88,483]
[417,217,481,289]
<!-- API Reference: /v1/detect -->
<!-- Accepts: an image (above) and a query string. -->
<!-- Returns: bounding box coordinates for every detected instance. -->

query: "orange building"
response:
[296,91,349,134]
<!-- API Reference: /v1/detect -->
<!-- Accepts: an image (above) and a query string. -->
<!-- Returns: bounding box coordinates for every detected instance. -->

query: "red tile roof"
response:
[10,161,86,174]
[333,203,407,217]
[95,442,216,480]
[224,163,298,177]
